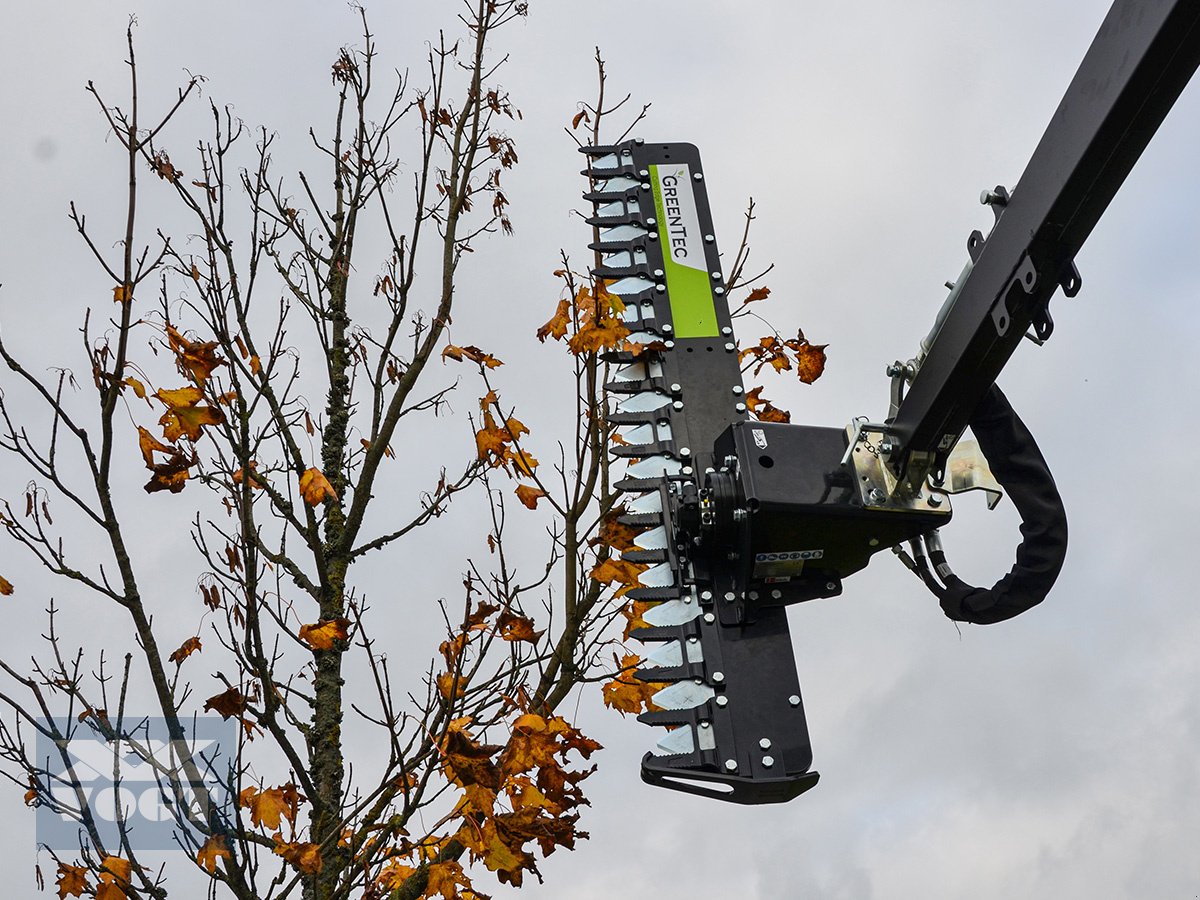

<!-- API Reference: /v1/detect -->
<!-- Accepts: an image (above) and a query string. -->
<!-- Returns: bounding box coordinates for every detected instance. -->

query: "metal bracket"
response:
[928,438,1003,510]
[844,422,951,514]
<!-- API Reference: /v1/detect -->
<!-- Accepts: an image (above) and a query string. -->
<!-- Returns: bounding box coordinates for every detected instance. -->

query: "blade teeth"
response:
[636,561,677,589]
[634,525,668,550]
[596,224,647,242]
[619,423,657,446]
[644,640,684,668]
[626,585,681,602]
[593,200,628,218]
[622,548,667,564]
[602,250,637,268]
[625,491,663,515]
[652,725,696,757]
[592,176,640,193]
[624,456,682,480]
[650,680,715,710]
[642,597,701,626]
[616,392,669,414]
[605,276,655,295]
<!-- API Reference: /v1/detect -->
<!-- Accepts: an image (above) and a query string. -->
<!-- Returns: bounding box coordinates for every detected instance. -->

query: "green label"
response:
[650,164,719,338]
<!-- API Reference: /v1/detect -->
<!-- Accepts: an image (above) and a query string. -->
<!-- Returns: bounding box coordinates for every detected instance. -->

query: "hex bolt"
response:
[771,589,783,600]
[724,342,736,352]
[694,172,704,181]
[648,231,659,240]
[759,738,772,750]
[715,287,726,295]
[641,183,651,191]
[705,234,715,243]
[639,168,649,176]
[673,401,684,411]
[703,613,715,624]
[735,403,747,413]
[721,326,733,336]
[700,590,714,601]
[732,385,744,395]
[647,218,657,227]
[788,695,801,707]
[711,271,722,280]
[653,268,665,278]
[748,590,759,601]
[716,696,729,708]
[664,340,675,349]
[670,382,682,393]
[928,493,943,508]
[682,465,694,476]
[680,447,692,457]
[656,285,666,293]
[712,671,725,683]
[661,323,673,333]
[723,592,736,603]
[826,582,837,591]
[762,755,775,768]
[724,759,738,772]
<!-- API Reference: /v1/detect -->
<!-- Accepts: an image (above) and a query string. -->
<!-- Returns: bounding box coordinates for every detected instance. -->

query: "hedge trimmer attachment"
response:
[578,0,1200,807]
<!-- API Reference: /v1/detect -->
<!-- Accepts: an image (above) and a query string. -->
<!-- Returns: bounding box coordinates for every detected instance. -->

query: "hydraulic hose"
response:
[922,384,1068,624]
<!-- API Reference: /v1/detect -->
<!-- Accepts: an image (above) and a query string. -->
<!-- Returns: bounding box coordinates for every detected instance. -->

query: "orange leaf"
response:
[497,610,544,644]
[536,299,571,342]
[168,636,202,666]
[166,325,226,387]
[0,576,12,596]
[273,838,323,874]
[514,484,545,510]
[112,285,131,304]
[136,426,175,468]
[154,386,225,442]
[249,354,262,376]
[590,557,646,588]
[746,286,771,303]
[794,341,828,384]
[443,343,503,368]
[298,618,351,651]
[204,686,247,720]
[241,783,303,831]
[122,376,147,399]
[602,653,660,715]
[196,835,231,873]
[299,468,338,506]
[425,860,473,900]
[56,864,91,899]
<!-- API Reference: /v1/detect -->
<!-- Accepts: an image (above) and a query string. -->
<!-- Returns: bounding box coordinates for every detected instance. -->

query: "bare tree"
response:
[0,4,658,898]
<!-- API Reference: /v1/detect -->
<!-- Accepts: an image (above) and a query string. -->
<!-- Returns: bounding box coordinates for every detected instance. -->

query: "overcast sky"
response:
[2,2,1199,899]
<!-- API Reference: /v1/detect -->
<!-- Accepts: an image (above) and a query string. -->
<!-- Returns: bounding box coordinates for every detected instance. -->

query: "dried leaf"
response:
[746,286,771,303]
[154,386,225,442]
[602,653,660,716]
[56,864,90,899]
[204,686,248,720]
[298,618,351,651]
[122,376,147,399]
[299,468,338,506]
[442,343,503,368]
[166,325,226,387]
[497,610,544,644]
[168,636,202,666]
[196,835,230,874]
[514,484,545,510]
[112,285,131,304]
[241,783,303,831]
[794,341,828,384]
[273,838,322,874]
[0,576,12,596]
[536,299,571,343]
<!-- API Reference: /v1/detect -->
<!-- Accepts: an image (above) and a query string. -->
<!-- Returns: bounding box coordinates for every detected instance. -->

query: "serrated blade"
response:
[616,392,669,414]
[634,525,669,550]
[651,681,715,710]
[636,562,677,588]
[598,224,647,242]
[652,725,695,757]
[624,456,682,480]
[626,491,663,515]
[606,276,654,295]
[645,641,684,668]
[643,598,700,626]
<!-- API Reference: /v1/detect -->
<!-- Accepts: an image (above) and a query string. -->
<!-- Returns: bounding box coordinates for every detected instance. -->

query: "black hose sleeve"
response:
[931,384,1067,624]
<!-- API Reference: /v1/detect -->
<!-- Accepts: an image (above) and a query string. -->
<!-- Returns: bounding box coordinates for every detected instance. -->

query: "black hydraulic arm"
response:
[889,0,1200,476]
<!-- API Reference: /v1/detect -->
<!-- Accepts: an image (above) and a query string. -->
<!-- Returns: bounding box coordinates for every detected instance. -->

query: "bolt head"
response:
[748,591,759,601]
[735,403,747,413]
[724,591,736,603]
[759,738,772,750]
[788,694,801,707]
[721,326,733,336]
[762,755,775,768]
[705,234,715,243]
[711,271,722,279]
[639,168,649,176]
[679,446,691,457]
[826,582,837,591]
[672,400,684,411]
[700,590,713,601]
[664,340,675,349]
[771,589,783,600]
[670,382,682,392]
[715,695,729,707]
[714,287,725,295]
[703,613,715,623]
[646,218,657,227]
[682,465,693,475]
[700,721,710,729]
[732,385,744,395]
[724,759,738,771]
[712,671,725,683]
[694,172,703,181]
